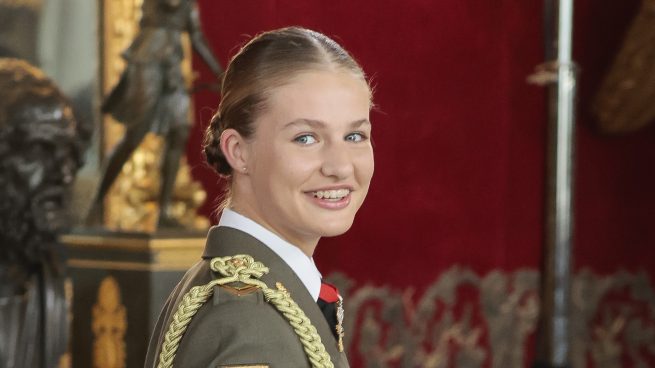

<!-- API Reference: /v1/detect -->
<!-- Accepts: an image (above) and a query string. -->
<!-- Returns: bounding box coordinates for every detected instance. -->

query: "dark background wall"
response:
[186,1,654,365]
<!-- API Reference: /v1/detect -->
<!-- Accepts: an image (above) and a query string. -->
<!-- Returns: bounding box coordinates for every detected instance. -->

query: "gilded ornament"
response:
[92,276,127,368]
[592,0,655,133]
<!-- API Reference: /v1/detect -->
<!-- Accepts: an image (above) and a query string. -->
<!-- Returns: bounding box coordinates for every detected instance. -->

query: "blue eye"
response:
[345,132,366,142]
[294,134,317,145]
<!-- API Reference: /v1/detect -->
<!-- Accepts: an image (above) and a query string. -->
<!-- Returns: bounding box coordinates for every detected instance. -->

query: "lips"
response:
[305,186,353,210]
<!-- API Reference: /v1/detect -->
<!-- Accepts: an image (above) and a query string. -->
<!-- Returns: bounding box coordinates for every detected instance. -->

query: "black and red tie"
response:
[317,282,340,338]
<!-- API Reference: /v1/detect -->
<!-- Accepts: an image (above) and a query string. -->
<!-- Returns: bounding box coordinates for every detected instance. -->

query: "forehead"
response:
[262,70,371,126]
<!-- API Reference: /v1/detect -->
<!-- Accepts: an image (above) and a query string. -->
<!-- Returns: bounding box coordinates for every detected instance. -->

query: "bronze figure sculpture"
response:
[87,0,222,228]
[0,58,88,368]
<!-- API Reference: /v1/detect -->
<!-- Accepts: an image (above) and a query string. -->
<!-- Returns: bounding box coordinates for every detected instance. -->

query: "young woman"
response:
[145,26,374,368]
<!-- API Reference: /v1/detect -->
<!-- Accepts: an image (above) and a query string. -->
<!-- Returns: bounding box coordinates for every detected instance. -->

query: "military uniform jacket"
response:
[144,226,350,368]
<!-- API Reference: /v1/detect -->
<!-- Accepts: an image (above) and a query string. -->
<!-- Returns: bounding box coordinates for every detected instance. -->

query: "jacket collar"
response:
[216,209,322,301]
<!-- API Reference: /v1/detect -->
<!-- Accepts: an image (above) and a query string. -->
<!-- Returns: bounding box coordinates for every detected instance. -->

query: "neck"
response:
[229,198,319,257]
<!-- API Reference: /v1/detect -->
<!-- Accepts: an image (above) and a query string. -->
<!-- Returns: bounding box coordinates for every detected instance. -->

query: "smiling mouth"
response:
[310,189,351,201]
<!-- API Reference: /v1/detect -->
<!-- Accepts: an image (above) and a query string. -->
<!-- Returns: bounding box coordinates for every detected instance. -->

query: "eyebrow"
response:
[283,118,370,129]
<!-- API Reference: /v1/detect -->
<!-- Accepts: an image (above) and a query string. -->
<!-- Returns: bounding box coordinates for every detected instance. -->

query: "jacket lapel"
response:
[203,226,347,366]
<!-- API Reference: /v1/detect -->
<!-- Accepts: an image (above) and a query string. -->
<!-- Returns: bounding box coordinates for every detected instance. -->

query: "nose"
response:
[16,160,46,191]
[320,142,354,180]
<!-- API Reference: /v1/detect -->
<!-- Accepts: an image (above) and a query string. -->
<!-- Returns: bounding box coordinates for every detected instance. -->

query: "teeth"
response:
[313,189,350,200]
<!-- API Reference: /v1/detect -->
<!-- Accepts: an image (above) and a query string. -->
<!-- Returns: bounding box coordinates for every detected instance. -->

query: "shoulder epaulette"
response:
[157,254,334,368]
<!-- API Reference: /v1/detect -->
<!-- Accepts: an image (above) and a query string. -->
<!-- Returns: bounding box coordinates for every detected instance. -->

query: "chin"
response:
[314,219,355,238]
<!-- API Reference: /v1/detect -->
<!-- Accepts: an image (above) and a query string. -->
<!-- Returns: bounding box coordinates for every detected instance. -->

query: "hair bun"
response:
[202,114,232,176]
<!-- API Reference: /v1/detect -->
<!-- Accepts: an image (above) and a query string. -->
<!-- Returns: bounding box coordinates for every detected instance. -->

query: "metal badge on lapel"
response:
[336,295,344,352]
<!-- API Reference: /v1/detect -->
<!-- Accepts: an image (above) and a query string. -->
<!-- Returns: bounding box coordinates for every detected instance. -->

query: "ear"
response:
[220,128,250,174]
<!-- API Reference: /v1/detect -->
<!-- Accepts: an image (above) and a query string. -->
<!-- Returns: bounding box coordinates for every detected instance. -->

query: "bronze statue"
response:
[87,0,222,228]
[0,58,88,368]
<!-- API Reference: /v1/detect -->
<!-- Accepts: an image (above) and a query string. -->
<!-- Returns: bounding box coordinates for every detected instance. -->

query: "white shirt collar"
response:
[217,208,322,301]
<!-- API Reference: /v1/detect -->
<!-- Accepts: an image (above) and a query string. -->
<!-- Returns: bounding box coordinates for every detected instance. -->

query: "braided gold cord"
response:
[261,286,334,368]
[156,255,334,368]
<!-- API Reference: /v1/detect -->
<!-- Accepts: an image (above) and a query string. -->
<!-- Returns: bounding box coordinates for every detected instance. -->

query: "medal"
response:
[336,295,344,352]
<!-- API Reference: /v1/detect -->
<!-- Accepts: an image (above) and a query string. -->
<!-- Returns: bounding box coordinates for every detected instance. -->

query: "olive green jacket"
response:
[144,226,349,368]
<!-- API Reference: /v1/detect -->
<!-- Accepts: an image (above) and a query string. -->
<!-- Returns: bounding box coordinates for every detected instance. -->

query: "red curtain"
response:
[187,1,655,366]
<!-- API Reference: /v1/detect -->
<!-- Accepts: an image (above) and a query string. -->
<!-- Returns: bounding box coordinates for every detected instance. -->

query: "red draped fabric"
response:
[187,1,655,366]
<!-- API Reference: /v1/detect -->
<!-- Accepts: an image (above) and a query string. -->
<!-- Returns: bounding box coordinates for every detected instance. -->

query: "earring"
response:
[242,166,247,172]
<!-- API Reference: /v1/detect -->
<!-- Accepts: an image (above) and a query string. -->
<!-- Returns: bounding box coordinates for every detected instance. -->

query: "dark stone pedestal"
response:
[532,362,571,368]
[60,229,205,368]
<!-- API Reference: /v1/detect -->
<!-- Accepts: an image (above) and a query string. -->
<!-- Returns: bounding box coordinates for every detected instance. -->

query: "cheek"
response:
[266,147,320,188]
[354,149,375,184]
[252,156,297,201]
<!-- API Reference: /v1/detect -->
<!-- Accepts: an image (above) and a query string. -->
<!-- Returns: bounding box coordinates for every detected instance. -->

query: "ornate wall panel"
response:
[328,268,655,368]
